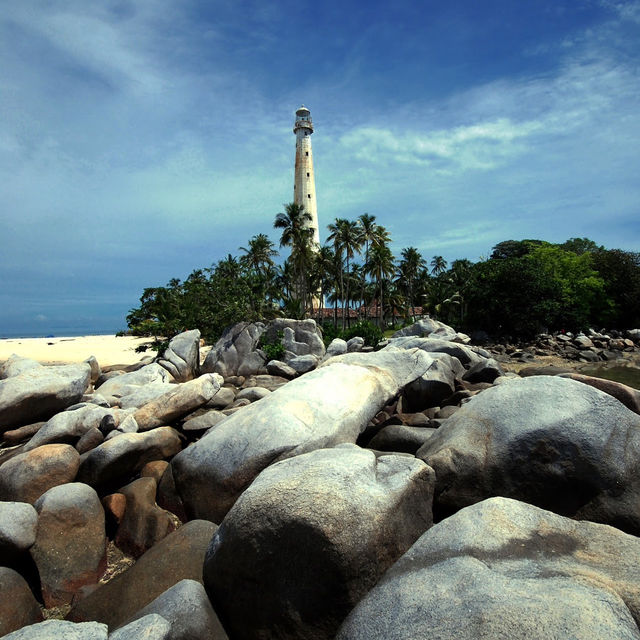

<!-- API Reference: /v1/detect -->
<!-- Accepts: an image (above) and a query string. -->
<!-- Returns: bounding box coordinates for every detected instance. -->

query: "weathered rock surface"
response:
[0,355,41,379]
[417,375,640,533]
[265,359,297,379]
[462,356,503,383]
[201,322,265,377]
[23,405,134,451]
[133,374,222,431]
[68,520,217,629]
[388,335,486,368]
[120,579,228,640]
[0,501,38,561]
[172,348,433,522]
[157,329,201,382]
[263,318,325,362]
[114,477,174,558]
[336,497,640,640]
[117,383,174,409]
[0,444,80,503]
[109,614,171,640]
[31,482,106,607]
[77,427,182,495]
[325,338,348,358]
[558,371,640,415]
[182,410,226,432]
[402,357,456,410]
[2,620,108,639]
[0,567,43,637]
[204,445,435,640]
[94,363,172,398]
[0,362,91,430]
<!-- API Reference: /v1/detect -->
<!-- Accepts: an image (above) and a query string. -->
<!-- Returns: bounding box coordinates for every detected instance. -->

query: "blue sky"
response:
[1,0,639,336]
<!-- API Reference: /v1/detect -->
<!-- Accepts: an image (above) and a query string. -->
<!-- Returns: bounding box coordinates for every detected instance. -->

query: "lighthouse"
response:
[293,106,320,247]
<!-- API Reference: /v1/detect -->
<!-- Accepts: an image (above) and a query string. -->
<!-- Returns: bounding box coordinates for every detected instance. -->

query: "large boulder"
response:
[0,362,91,430]
[157,329,201,382]
[1,620,107,639]
[77,427,182,495]
[336,497,640,640]
[0,355,41,379]
[204,445,434,640]
[68,520,217,629]
[263,318,326,361]
[0,444,80,504]
[417,375,640,534]
[172,348,433,522]
[201,322,265,378]
[30,483,106,606]
[559,371,640,415]
[387,336,486,368]
[94,363,172,398]
[133,374,222,431]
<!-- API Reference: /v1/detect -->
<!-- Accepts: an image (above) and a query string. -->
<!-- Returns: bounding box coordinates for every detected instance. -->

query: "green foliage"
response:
[320,320,383,348]
[259,330,285,360]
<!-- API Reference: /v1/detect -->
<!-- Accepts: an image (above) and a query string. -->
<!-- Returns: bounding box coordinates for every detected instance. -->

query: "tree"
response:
[327,218,363,329]
[396,247,426,321]
[430,255,448,276]
[274,203,315,314]
[366,242,395,328]
[239,233,278,277]
[560,237,603,256]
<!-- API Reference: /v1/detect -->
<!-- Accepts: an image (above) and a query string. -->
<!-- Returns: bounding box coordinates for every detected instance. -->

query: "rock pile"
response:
[488,327,640,363]
[1,318,640,639]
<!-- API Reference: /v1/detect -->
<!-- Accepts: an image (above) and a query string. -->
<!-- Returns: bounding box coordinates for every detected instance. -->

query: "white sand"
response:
[0,335,153,366]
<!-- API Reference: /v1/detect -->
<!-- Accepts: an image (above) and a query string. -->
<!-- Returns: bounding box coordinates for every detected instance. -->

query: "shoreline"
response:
[0,335,152,367]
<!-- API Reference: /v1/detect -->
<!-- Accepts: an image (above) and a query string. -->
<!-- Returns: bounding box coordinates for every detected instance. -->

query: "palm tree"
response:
[310,245,335,325]
[366,243,395,328]
[274,203,315,314]
[431,255,448,276]
[239,234,278,277]
[327,218,363,329]
[397,247,426,321]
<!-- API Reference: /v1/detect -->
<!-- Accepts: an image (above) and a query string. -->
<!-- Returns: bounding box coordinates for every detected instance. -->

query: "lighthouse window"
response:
[308,194,311,198]
[305,151,309,156]
[306,172,310,177]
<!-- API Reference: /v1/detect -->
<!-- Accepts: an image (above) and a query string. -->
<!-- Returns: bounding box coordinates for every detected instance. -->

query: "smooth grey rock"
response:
[0,362,91,430]
[346,336,365,352]
[158,329,201,382]
[287,353,319,374]
[120,579,228,640]
[417,375,640,534]
[77,427,182,495]
[402,357,456,411]
[96,363,173,398]
[204,445,434,640]
[0,355,41,379]
[81,393,110,407]
[574,334,595,348]
[242,374,289,391]
[201,322,265,378]
[462,357,504,384]
[265,359,298,378]
[558,372,640,415]
[237,350,267,377]
[31,482,106,607]
[134,374,222,431]
[336,497,640,640]
[172,348,434,522]
[236,386,271,402]
[109,613,171,640]
[24,405,134,451]
[0,444,80,504]
[325,338,348,358]
[84,356,101,385]
[205,386,235,409]
[387,336,484,368]
[0,501,38,559]
[0,567,43,637]
[2,620,107,639]
[182,409,227,432]
[391,318,446,338]
[118,384,174,409]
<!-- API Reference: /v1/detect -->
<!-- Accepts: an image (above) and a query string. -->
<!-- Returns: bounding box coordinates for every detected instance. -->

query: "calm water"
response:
[581,366,640,390]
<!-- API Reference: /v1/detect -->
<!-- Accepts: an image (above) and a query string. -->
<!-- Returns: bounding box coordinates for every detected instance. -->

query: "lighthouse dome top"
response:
[296,105,311,116]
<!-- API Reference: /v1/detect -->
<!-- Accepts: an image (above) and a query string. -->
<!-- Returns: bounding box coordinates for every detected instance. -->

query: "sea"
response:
[0,327,126,340]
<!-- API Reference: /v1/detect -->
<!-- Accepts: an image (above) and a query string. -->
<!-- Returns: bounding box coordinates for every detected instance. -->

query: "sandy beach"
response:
[0,335,153,366]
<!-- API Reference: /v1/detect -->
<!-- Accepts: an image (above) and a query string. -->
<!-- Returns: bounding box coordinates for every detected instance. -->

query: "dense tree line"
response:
[126,206,640,344]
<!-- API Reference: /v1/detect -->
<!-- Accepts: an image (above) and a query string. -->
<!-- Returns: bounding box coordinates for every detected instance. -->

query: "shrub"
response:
[260,330,285,360]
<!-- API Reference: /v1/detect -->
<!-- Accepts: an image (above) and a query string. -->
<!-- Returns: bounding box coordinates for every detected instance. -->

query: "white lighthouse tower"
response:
[293,105,320,247]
